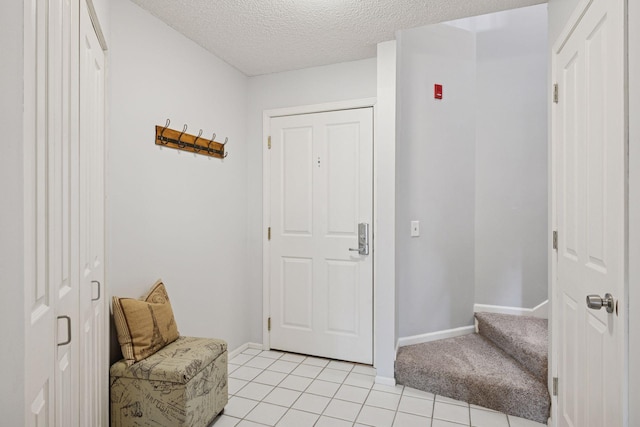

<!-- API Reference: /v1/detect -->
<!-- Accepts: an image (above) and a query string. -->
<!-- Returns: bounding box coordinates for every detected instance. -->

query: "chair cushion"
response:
[110,336,228,384]
[112,279,180,366]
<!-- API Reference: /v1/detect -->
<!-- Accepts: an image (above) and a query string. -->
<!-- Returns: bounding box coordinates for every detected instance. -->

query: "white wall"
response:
[108,0,249,362]
[0,0,25,422]
[396,24,477,337]
[396,6,548,339]
[474,5,548,308]
[245,59,377,343]
[547,0,580,46]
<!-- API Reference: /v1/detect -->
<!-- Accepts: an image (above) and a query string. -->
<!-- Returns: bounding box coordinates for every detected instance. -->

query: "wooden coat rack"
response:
[155,119,228,159]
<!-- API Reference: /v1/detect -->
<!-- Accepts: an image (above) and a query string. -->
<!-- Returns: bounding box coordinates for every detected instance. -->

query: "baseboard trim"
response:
[397,325,475,349]
[375,375,396,386]
[229,342,263,359]
[474,300,549,319]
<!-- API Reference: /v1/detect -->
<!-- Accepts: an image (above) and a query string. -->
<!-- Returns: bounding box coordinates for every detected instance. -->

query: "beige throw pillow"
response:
[112,279,179,365]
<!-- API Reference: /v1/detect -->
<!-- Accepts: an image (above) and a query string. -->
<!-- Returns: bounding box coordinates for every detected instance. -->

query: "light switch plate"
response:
[411,220,420,237]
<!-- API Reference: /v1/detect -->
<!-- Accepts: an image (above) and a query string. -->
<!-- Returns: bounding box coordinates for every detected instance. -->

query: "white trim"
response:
[262,98,377,354]
[85,0,108,51]
[397,325,475,348]
[473,300,549,319]
[373,40,397,380]
[549,3,563,425]
[374,376,396,386]
[228,342,264,360]
[628,0,639,425]
[264,98,377,119]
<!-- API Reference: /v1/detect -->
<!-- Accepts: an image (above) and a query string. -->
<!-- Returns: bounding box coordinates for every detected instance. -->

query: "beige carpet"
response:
[395,315,550,424]
[475,312,548,383]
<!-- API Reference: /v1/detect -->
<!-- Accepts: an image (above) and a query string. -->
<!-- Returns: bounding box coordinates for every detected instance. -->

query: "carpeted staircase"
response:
[395,312,550,424]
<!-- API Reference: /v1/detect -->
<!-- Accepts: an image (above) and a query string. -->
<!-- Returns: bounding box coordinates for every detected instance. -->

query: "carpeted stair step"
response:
[395,334,550,424]
[475,312,548,384]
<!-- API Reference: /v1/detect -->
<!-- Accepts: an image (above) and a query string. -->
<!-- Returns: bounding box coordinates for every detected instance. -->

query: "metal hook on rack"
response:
[177,124,188,148]
[193,129,203,153]
[159,119,171,145]
[207,133,217,155]
[221,137,229,158]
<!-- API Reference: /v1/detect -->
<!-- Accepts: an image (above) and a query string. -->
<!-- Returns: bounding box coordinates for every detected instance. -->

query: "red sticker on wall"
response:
[434,84,443,99]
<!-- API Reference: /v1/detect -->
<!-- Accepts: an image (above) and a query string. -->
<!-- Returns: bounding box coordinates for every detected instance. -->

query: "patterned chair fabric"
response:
[110,336,228,427]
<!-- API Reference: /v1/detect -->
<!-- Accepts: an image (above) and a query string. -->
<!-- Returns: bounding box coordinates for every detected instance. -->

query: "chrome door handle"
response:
[91,280,101,301]
[349,223,369,255]
[586,293,614,313]
[57,315,72,346]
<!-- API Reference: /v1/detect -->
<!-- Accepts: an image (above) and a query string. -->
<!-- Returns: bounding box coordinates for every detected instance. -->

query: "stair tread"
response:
[475,312,548,383]
[395,333,550,424]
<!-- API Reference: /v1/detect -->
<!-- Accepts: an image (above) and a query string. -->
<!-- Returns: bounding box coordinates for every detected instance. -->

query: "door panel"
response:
[326,261,359,334]
[282,258,313,329]
[79,1,107,425]
[282,127,314,235]
[326,123,359,234]
[25,0,79,424]
[554,0,625,426]
[53,0,80,424]
[30,388,51,426]
[560,294,577,426]
[270,108,373,364]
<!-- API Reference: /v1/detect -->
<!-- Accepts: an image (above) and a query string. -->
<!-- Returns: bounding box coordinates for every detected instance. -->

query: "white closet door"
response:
[23,0,55,422]
[52,0,81,425]
[24,0,79,424]
[79,0,107,425]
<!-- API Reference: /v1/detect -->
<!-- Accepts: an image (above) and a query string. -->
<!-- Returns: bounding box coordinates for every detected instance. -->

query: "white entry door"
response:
[553,0,626,425]
[268,108,373,364]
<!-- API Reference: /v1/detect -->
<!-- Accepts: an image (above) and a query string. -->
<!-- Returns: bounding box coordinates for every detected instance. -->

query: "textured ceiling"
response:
[130,0,546,76]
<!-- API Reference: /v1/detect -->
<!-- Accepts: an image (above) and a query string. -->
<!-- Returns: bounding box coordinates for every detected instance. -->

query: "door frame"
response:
[262,98,377,360]
[629,0,639,424]
[549,0,629,425]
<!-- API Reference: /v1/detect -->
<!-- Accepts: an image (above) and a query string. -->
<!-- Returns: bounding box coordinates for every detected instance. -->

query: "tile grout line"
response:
[227,349,534,427]
[346,377,373,426]
[315,362,355,425]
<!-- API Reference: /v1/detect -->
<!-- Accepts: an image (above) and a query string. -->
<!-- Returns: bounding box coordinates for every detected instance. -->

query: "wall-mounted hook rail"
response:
[154,119,229,159]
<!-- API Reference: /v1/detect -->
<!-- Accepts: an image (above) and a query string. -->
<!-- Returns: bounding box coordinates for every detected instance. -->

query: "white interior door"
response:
[24,0,80,424]
[24,0,57,423]
[553,0,626,425]
[53,0,80,425]
[269,108,374,364]
[79,1,107,424]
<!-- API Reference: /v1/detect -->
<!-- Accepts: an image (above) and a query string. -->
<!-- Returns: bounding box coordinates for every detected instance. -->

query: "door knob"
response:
[586,293,614,313]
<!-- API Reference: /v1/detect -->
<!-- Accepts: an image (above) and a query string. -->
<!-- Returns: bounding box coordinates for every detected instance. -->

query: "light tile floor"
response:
[210,348,547,427]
